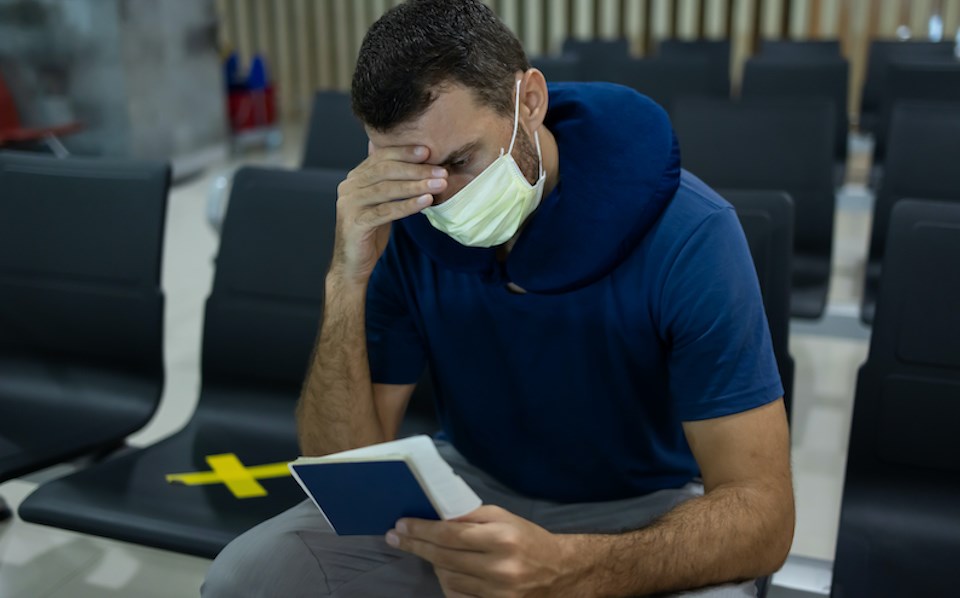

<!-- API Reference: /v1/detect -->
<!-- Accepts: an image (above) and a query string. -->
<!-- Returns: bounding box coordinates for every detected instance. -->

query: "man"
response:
[204,1,794,596]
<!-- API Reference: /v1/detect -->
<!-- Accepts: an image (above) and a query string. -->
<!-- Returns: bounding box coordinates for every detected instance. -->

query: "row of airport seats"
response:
[0,150,957,596]
[299,87,960,323]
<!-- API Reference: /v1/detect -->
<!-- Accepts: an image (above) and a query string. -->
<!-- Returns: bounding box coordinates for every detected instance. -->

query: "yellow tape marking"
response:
[165,453,292,499]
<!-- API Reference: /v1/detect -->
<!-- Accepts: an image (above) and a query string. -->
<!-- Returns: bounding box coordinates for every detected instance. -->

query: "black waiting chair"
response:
[723,191,796,419]
[302,91,369,171]
[831,199,960,598]
[861,102,960,324]
[561,37,630,66]
[859,40,955,135]
[603,58,730,115]
[0,151,169,484]
[758,39,841,60]
[741,57,849,162]
[657,39,731,95]
[18,166,343,558]
[873,62,960,163]
[673,98,836,319]
[531,55,584,83]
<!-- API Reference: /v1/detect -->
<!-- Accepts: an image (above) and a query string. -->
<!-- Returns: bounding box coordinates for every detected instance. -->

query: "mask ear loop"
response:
[508,79,545,179]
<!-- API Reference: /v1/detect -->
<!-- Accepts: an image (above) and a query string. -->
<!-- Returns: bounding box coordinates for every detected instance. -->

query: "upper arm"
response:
[661,206,784,421]
[682,398,792,495]
[373,382,417,440]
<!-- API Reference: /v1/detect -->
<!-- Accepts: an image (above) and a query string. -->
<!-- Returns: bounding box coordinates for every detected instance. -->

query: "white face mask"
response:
[422,80,546,248]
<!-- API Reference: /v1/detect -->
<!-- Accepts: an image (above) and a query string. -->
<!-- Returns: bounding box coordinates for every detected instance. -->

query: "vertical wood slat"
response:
[789,0,810,39]
[331,0,351,90]
[761,0,785,38]
[273,0,294,118]
[500,0,521,36]
[523,0,545,56]
[821,0,841,37]
[704,0,729,38]
[732,0,757,88]
[624,0,648,55]
[945,0,960,39]
[599,0,620,38]
[547,0,569,53]
[878,0,900,37]
[677,0,701,39]
[572,0,594,39]
[650,0,673,43]
[293,0,312,116]
[910,0,936,37]
[847,0,871,122]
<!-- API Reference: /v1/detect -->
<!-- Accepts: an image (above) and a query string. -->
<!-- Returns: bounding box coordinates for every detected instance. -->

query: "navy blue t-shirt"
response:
[365,83,783,503]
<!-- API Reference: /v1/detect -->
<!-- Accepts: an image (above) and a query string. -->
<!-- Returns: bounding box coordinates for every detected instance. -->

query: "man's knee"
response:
[203,525,327,598]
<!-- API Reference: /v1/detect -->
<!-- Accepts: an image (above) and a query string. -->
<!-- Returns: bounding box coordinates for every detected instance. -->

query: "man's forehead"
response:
[366,85,502,156]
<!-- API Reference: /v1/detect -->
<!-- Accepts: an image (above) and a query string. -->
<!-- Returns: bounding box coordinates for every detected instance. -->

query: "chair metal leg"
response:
[43,133,70,158]
[0,495,11,522]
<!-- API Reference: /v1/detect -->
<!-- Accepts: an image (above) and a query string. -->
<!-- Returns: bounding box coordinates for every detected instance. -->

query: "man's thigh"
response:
[202,499,444,598]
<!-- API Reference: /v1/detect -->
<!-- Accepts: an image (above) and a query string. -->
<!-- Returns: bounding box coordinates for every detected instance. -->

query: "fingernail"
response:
[432,167,447,178]
[414,146,427,156]
[428,179,445,190]
[396,520,408,534]
[385,531,400,547]
[417,195,432,206]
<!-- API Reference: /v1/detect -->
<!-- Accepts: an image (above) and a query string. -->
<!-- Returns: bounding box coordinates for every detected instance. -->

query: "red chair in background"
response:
[0,71,82,156]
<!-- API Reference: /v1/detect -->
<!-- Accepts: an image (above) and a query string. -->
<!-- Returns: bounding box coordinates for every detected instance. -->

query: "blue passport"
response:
[289,435,482,536]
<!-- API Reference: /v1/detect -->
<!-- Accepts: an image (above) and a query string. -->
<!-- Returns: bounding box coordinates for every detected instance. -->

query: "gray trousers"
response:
[203,441,757,597]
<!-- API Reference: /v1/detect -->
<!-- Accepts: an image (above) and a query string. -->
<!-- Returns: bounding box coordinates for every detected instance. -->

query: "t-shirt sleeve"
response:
[659,207,784,421]
[365,236,426,385]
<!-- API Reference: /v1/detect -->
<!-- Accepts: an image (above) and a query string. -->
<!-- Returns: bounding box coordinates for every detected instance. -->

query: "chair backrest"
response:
[531,55,584,83]
[561,37,630,66]
[721,190,796,418]
[605,58,729,113]
[200,166,342,401]
[832,199,960,598]
[874,62,960,160]
[860,40,955,119]
[301,91,368,171]
[869,102,960,267]
[658,39,731,64]
[741,58,849,159]
[758,40,841,60]
[672,98,836,266]
[0,151,169,377]
[656,39,731,91]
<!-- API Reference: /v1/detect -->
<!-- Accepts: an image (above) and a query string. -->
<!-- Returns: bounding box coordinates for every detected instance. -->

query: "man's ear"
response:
[519,68,549,133]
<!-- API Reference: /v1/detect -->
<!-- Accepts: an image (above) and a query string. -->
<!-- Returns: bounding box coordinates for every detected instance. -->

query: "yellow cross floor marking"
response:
[165,453,292,499]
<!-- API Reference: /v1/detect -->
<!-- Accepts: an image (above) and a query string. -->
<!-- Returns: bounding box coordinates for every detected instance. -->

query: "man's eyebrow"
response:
[437,140,481,166]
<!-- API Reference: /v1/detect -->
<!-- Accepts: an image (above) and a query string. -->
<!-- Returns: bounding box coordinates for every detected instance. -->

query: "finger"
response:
[389,534,489,573]
[366,144,430,165]
[397,519,486,551]
[353,161,448,190]
[354,194,433,228]
[349,177,446,207]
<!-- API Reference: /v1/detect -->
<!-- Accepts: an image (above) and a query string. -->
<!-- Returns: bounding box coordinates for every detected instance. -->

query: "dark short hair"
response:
[351,0,530,132]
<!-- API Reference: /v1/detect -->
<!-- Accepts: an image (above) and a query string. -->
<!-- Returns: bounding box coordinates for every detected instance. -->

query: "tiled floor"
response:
[0,127,874,597]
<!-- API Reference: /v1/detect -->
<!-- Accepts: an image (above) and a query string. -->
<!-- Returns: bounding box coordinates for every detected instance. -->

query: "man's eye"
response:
[451,157,469,168]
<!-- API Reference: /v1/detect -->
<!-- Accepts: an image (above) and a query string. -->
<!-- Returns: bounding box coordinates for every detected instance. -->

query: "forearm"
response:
[562,482,795,597]
[296,273,386,455]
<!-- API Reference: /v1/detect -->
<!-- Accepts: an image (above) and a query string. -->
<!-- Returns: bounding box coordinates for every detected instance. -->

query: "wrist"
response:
[325,268,369,297]
[556,534,603,598]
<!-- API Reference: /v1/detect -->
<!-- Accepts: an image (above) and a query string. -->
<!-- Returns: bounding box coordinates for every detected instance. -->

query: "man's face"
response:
[366,84,540,206]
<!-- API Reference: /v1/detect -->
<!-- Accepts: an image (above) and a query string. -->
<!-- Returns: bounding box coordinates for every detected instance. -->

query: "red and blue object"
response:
[225,53,277,132]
